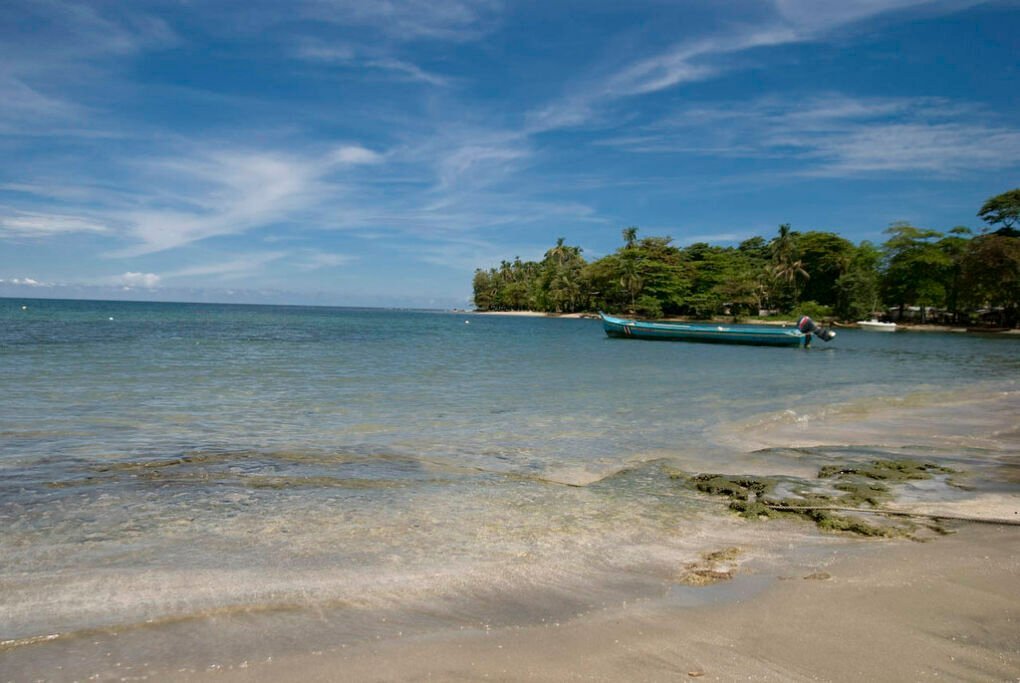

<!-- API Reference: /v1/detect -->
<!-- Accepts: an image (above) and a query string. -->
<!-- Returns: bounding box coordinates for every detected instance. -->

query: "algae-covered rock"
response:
[817,459,954,482]
[703,546,742,563]
[681,458,958,538]
[676,546,743,586]
[807,509,894,537]
[690,474,775,500]
[803,571,831,581]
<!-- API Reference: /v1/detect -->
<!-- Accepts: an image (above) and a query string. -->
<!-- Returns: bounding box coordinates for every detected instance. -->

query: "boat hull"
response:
[600,313,807,347]
[857,320,897,332]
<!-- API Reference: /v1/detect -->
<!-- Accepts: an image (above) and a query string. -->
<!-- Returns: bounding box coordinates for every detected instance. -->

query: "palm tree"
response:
[769,224,809,307]
[771,258,810,302]
[622,226,638,249]
[620,256,643,312]
[547,237,570,266]
[770,224,795,265]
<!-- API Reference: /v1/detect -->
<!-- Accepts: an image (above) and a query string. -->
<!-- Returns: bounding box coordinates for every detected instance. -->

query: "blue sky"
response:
[1,0,1018,308]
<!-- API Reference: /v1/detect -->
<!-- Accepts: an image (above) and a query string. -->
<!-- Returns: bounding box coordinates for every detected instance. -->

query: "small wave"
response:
[714,384,1020,454]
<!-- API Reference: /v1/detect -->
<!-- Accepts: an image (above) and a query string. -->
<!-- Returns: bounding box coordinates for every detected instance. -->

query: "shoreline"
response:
[469,309,591,318]
[467,310,1019,333]
[174,524,1020,682]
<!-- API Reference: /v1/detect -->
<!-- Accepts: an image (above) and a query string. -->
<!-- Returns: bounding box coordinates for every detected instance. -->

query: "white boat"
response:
[857,319,897,332]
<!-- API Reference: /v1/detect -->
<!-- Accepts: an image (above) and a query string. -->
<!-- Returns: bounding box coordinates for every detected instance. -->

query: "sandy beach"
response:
[172,523,1020,682]
[469,309,591,318]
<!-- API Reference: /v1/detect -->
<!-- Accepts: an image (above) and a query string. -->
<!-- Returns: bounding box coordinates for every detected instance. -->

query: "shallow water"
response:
[1,299,1018,679]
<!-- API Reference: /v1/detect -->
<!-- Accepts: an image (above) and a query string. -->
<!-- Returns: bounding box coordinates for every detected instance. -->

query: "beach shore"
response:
[467,310,1020,333]
[469,309,590,318]
[173,523,1020,682]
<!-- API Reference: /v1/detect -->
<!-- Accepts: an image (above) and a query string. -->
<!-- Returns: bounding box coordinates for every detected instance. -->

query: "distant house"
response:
[887,306,940,323]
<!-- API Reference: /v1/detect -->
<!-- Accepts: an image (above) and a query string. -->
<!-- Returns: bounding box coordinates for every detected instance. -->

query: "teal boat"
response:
[599,312,835,348]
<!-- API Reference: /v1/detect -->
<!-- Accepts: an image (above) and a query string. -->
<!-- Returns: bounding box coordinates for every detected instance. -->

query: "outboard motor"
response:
[798,316,836,345]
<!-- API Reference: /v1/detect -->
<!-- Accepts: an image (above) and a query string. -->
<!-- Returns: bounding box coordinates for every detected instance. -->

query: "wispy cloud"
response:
[0,277,48,287]
[295,41,452,86]
[773,0,985,33]
[328,145,384,165]
[528,0,981,133]
[598,95,1020,177]
[116,271,160,288]
[401,234,546,273]
[602,29,797,98]
[434,136,531,190]
[298,250,357,270]
[525,27,798,133]
[0,2,177,138]
[294,43,358,63]
[163,252,289,281]
[108,144,381,256]
[366,58,452,86]
[299,0,501,41]
[1,1,178,66]
[0,76,83,133]
[0,208,110,237]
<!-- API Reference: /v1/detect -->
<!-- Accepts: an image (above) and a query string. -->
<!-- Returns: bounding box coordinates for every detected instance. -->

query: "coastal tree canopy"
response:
[978,188,1020,231]
[470,193,1020,327]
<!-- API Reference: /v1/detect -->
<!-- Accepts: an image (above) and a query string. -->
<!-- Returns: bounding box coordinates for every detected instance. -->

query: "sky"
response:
[1,0,1018,309]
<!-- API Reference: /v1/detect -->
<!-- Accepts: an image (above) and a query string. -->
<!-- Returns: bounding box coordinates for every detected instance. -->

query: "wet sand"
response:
[172,524,1020,682]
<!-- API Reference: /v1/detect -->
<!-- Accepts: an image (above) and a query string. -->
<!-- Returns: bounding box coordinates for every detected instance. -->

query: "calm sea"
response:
[2,298,1018,679]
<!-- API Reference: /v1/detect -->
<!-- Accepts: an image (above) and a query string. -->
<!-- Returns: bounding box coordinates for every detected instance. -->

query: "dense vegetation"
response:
[472,189,1020,326]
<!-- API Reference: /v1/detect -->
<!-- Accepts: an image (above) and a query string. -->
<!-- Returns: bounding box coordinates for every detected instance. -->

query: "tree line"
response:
[472,189,1020,326]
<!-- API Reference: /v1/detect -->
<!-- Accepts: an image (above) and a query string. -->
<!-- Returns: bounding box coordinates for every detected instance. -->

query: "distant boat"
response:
[599,312,835,347]
[857,319,897,332]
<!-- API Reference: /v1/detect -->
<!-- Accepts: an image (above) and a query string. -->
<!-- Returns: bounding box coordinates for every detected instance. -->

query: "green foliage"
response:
[881,223,952,321]
[471,195,1020,327]
[792,301,832,320]
[832,241,881,320]
[767,224,809,310]
[540,238,587,313]
[978,188,1020,230]
[958,232,1020,326]
[796,231,856,307]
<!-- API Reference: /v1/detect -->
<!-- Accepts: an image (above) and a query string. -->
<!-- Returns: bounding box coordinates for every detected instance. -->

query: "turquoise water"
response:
[2,298,1018,679]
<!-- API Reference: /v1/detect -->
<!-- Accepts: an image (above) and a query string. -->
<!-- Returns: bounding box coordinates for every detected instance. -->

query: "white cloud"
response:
[295,42,451,86]
[0,76,83,132]
[0,209,109,237]
[364,58,451,86]
[437,141,530,189]
[525,27,798,134]
[527,0,981,133]
[163,252,289,280]
[773,0,984,33]
[800,122,1020,175]
[299,251,357,270]
[295,42,357,63]
[111,149,337,256]
[328,145,383,166]
[0,3,178,136]
[599,95,1020,177]
[0,277,46,286]
[118,272,160,288]
[602,29,796,98]
[300,0,501,41]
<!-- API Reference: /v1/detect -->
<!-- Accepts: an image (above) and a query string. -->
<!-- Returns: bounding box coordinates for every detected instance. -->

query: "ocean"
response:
[2,298,1018,680]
